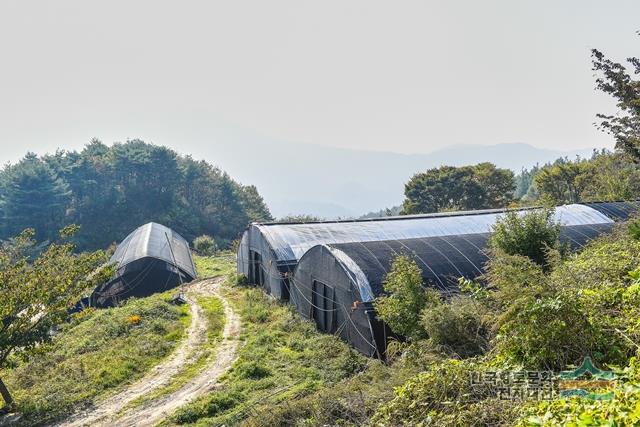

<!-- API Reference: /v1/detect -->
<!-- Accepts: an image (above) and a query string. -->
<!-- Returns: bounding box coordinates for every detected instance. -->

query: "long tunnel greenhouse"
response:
[237,201,640,357]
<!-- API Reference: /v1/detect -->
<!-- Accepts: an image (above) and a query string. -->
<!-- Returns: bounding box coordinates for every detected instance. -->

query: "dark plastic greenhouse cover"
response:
[251,204,615,263]
[313,222,615,302]
[579,201,640,221]
[111,222,197,279]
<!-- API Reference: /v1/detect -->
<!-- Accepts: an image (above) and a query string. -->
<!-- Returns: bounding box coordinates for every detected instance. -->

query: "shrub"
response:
[230,273,250,287]
[486,228,640,371]
[490,208,562,269]
[516,388,640,426]
[629,219,640,240]
[374,255,432,340]
[421,295,492,358]
[552,230,640,287]
[172,390,244,424]
[234,361,271,380]
[484,252,551,311]
[493,293,597,370]
[193,235,217,256]
[371,359,480,425]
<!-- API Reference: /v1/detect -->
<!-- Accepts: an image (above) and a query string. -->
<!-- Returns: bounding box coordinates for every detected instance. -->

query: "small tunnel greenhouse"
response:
[89,222,197,307]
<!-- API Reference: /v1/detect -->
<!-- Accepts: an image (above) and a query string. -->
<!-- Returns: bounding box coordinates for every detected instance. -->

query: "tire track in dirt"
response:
[56,277,241,427]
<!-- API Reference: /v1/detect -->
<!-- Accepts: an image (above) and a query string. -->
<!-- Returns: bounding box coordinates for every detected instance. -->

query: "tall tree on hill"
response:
[58,140,118,248]
[1,154,70,242]
[401,163,514,215]
[474,162,517,209]
[208,175,250,241]
[239,185,273,223]
[592,32,640,161]
[514,164,541,201]
[109,141,183,231]
[533,159,586,205]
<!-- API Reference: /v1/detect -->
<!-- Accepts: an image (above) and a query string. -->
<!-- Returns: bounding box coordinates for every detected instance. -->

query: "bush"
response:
[552,230,640,287]
[486,229,640,370]
[231,273,250,287]
[371,359,483,425]
[484,252,551,311]
[490,208,562,269]
[374,255,433,340]
[516,387,640,426]
[493,293,597,370]
[629,219,640,240]
[234,361,271,379]
[421,295,492,358]
[193,235,217,256]
[172,390,244,424]
[371,359,525,425]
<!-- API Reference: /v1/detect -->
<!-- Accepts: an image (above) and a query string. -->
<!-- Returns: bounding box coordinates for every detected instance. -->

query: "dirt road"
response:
[57,277,241,427]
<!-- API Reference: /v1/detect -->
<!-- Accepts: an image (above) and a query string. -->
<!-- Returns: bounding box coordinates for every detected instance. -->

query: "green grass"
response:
[193,252,236,279]
[198,296,225,343]
[119,296,226,413]
[163,282,368,426]
[3,291,191,426]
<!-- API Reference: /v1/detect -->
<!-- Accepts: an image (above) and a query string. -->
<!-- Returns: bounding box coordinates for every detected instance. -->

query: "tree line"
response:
[0,139,272,250]
[401,149,640,216]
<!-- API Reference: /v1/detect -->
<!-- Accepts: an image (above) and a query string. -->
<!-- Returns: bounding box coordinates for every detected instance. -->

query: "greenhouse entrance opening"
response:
[249,250,264,286]
[311,280,336,333]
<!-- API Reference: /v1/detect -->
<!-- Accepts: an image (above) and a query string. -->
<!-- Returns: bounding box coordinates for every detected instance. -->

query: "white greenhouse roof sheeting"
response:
[254,204,614,262]
[111,222,197,278]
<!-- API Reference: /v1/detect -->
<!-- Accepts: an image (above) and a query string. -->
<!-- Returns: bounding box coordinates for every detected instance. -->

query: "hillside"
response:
[2,290,196,425]
[0,141,272,250]
[0,255,366,426]
[5,217,640,426]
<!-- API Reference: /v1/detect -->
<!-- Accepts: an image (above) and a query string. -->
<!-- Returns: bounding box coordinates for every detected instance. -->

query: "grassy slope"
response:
[175,255,424,427]
[193,252,236,279]
[162,282,368,426]
[3,291,191,426]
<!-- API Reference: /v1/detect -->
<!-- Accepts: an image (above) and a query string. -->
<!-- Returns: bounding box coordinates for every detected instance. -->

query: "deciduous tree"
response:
[0,226,112,408]
[401,163,514,214]
[592,32,640,161]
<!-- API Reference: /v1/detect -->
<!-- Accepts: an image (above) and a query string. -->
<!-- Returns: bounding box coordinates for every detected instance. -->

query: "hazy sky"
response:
[1,0,638,165]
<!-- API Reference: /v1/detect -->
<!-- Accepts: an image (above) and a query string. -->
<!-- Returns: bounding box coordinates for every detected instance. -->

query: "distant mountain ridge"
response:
[195,139,597,219]
[423,143,595,171]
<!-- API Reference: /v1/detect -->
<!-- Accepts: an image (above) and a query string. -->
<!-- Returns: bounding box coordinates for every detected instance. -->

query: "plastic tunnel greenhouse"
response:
[89,222,197,307]
[237,201,640,304]
[237,201,640,357]
[289,201,640,357]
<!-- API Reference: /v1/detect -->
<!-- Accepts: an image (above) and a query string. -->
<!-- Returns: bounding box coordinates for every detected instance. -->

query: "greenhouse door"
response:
[311,280,336,333]
[249,251,264,286]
